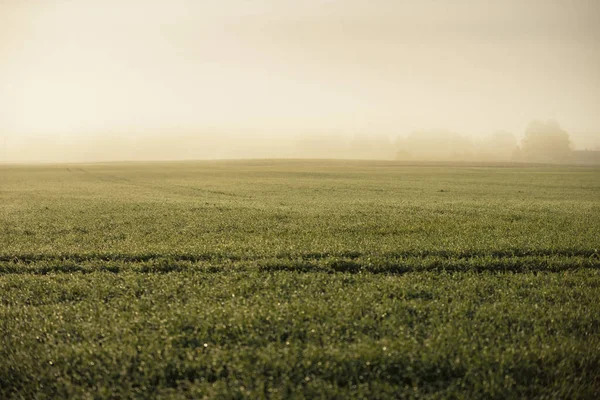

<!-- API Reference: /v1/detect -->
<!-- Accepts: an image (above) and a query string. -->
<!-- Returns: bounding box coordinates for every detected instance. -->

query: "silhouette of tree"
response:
[521,120,571,163]
[396,130,474,161]
[479,131,518,161]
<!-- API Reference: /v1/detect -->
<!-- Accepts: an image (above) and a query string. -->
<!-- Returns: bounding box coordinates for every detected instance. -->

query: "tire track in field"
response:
[3,248,598,264]
[1,250,599,275]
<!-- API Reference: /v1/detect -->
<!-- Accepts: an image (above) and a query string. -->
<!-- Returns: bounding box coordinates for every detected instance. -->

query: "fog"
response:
[3,125,597,164]
[1,0,599,163]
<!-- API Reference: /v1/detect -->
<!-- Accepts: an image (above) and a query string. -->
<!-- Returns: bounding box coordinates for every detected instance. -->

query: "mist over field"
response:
[2,2,600,398]
[2,126,598,164]
[1,0,599,164]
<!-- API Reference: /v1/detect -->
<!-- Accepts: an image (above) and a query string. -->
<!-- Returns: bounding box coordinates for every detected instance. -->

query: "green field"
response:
[1,160,599,398]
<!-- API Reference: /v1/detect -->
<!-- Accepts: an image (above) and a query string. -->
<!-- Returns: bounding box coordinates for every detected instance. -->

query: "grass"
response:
[1,160,599,398]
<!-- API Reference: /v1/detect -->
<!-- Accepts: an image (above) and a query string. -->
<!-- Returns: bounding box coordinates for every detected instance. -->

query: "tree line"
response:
[394,120,572,163]
[1,120,589,164]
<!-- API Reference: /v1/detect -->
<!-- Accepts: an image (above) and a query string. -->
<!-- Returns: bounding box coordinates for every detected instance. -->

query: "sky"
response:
[1,0,599,161]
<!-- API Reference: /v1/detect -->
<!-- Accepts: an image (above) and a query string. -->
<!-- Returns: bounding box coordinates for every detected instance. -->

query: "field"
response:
[1,160,600,399]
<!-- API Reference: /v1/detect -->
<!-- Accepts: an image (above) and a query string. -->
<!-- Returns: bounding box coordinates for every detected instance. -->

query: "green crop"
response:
[1,160,599,399]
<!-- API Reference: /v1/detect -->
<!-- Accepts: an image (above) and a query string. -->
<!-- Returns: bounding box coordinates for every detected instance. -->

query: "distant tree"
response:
[510,146,523,162]
[476,131,518,161]
[294,134,349,159]
[521,120,571,163]
[395,149,412,161]
[348,134,394,160]
[398,130,474,161]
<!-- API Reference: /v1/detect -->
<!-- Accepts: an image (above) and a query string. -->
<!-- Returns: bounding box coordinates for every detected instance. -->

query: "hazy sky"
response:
[1,0,599,153]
